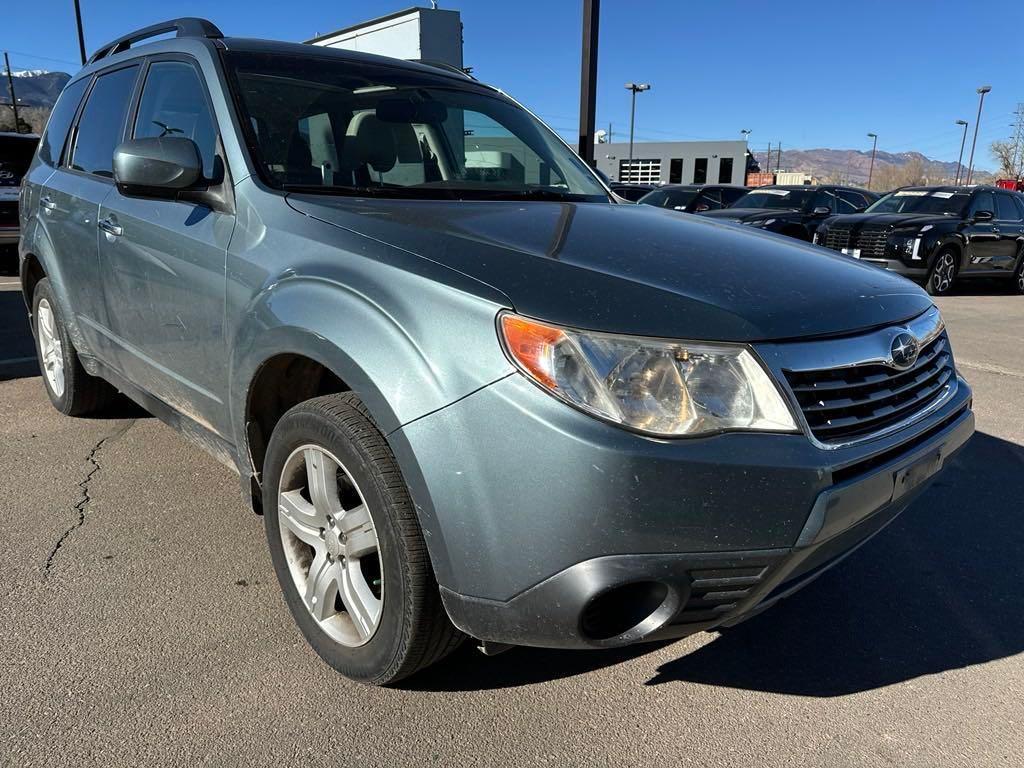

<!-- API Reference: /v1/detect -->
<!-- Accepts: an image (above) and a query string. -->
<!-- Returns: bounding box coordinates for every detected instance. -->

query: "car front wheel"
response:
[1012,255,1024,295]
[926,248,958,296]
[262,392,463,685]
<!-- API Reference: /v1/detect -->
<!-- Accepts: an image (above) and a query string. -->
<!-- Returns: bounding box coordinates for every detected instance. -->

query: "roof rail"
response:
[87,18,223,64]
[410,59,476,80]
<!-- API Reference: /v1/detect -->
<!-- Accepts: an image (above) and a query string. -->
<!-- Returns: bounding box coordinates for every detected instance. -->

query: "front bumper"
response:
[858,257,927,279]
[390,371,973,649]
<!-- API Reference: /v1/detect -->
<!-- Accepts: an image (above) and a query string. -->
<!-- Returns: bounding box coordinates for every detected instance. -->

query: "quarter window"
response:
[69,65,139,177]
[38,78,89,167]
[995,194,1022,221]
[134,61,217,178]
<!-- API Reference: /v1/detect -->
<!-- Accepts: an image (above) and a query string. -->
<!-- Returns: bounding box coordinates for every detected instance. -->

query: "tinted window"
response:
[70,66,139,177]
[837,189,868,212]
[733,188,813,209]
[721,187,747,206]
[693,157,708,184]
[38,78,89,166]
[134,61,217,178]
[969,191,995,217]
[812,188,838,213]
[996,194,1022,221]
[700,189,723,209]
[638,188,697,209]
[717,157,733,184]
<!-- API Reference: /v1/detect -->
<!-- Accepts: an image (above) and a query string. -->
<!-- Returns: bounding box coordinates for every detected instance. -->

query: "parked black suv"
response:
[700,184,878,242]
[638,184,748,213]
[608,182,655,202]
[815,185,1024,295]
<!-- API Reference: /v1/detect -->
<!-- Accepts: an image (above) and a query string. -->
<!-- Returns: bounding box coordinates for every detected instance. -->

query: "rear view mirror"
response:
[113,137,202,197]
[973,209,994,222]
[812,206,832,215]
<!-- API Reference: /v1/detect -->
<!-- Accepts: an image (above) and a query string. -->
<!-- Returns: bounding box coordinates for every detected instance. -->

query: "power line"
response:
[1,49,81,68]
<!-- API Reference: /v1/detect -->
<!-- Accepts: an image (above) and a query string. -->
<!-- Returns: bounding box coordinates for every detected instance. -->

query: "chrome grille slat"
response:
[783,330,954,443]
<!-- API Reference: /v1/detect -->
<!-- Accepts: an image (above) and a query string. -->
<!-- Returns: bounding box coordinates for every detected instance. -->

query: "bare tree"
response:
[990,139,1018,178]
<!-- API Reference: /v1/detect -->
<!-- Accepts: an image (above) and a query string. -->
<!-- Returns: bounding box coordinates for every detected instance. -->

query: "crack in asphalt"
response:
[42,421,136,578]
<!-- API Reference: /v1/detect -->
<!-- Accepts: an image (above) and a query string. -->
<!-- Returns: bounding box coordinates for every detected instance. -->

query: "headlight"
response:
[498,313,798,437]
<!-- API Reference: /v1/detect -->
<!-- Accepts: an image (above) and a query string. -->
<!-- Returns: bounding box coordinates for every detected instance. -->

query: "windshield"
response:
[638,188,697,209]
[731,188,812,210]
[866,189,970,216]
[224,52,608,202]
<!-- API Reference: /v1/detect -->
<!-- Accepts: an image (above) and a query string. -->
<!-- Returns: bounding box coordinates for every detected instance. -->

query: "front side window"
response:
[837,189,867,213]
[969,191,995,217]
[69,65,139,177]
[638,188,696,209]
[812,189,838,213]
[225,52,607,202]
[37,78,89,167]
[134,61,218,178]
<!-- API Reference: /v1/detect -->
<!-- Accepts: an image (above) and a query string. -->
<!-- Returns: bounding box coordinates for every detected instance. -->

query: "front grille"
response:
[822,225,889,260]
[852,226,888,259]
[823,226,850,251]
[784,331,954,443]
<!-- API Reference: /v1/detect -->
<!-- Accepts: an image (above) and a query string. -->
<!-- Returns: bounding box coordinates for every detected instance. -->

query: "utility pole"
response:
[866,132,878,190]
[966,85,991,185]
[576,0,600,166]
[1009,104,1024,179]
[954,119,968,184]
[765,142,771,174]
[625,82,650,182]
[776,143,782,174]
[73,0,88,64]
[3,52,20,132]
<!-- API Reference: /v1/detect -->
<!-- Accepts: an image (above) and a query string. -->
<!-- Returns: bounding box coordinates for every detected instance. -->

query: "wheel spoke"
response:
[340,504,377,558]
[304,553,341,622]
[304,448,341,516]
[278,490,323,547]
[339,561,381,640]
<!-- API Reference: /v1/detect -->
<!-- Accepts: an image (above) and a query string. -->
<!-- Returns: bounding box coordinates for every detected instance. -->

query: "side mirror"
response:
[972,209,994,222]
[812,206,832,215]
[113,137,202,198]
[855,206,868,213]
[694,203,710,212]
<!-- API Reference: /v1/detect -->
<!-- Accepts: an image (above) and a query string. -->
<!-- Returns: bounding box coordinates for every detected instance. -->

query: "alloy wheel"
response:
[277,444,384,647]
[37,298,65,398]
[933,252,956,294]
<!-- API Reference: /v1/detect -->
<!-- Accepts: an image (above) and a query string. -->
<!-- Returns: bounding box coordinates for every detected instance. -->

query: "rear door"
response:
[993,193,1024,271]
[42,64,140,358]
[96,56,234,435]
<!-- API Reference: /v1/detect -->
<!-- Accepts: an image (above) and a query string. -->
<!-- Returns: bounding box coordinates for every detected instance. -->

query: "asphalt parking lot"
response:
[1,272,1022,767]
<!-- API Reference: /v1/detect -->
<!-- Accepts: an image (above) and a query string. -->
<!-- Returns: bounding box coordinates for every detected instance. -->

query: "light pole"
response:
[73,0,87,65]
[954,119,968,184]
[625,82,650,182]
[966,85,991,185]
[866,132,878,190]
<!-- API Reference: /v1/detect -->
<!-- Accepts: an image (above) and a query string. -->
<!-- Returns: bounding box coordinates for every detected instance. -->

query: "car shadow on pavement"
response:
[646,431,1024,696]
[409,431,1023,694]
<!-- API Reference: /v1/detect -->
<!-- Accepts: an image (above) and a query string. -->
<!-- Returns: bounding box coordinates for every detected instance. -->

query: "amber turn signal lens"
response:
[499,314,566,389]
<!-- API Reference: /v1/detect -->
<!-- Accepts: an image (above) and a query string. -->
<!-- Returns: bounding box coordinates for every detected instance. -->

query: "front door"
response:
[964,190,1000,273]
[97,58,235,436]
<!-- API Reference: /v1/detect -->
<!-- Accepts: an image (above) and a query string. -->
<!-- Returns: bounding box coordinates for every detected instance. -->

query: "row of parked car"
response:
[610,180,1024,296]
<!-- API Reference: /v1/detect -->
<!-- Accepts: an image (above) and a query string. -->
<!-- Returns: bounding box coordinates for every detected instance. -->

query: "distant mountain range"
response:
[752,147,995,186]
[1,70,71,108]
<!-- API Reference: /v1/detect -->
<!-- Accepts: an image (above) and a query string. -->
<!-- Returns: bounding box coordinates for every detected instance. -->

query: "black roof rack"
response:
[410,59,476,80]
[87,17,223,64]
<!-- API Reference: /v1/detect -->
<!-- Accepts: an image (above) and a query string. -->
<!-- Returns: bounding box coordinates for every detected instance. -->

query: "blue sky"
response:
[5,0,1022,169]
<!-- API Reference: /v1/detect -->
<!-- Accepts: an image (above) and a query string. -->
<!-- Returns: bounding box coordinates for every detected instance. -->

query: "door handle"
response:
[40,195,56,211]
[98,218,123,237]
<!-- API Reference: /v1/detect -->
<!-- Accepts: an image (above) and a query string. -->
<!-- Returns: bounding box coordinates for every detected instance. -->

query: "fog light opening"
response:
[580,581,672,642]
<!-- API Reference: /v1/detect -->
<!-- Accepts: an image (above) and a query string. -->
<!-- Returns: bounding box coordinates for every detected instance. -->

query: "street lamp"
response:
[866,132,878,190]
[625,82,650,182]
[966,85,992,185]
[954,119,969,184]
[740,129,751,140]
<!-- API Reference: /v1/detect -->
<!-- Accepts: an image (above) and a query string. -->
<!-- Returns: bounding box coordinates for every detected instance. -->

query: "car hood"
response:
[824,212,955,230]
[286,195,934,342]
[700,207,801,222]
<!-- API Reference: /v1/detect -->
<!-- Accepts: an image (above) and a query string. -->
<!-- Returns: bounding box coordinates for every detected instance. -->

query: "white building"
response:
[596,140,751,186]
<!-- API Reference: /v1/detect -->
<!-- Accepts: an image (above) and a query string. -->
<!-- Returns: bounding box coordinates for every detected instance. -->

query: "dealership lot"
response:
[1,279,1022,767]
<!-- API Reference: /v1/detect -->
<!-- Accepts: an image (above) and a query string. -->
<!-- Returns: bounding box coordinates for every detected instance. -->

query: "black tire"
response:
[262,392,463,685]
[32,278,116,416]
[1012,254,1024,295]
[926,247,958,296]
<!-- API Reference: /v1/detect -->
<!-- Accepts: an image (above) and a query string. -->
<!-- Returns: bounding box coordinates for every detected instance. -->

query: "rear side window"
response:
[133,61,217,179]
[69,65,139,177]
[996,194,1022,221]
[37,78,89,167]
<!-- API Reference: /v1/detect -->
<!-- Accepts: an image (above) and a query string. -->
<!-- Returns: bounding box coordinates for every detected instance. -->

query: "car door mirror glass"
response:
[113,137,203,198]
[812,206,831,215]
